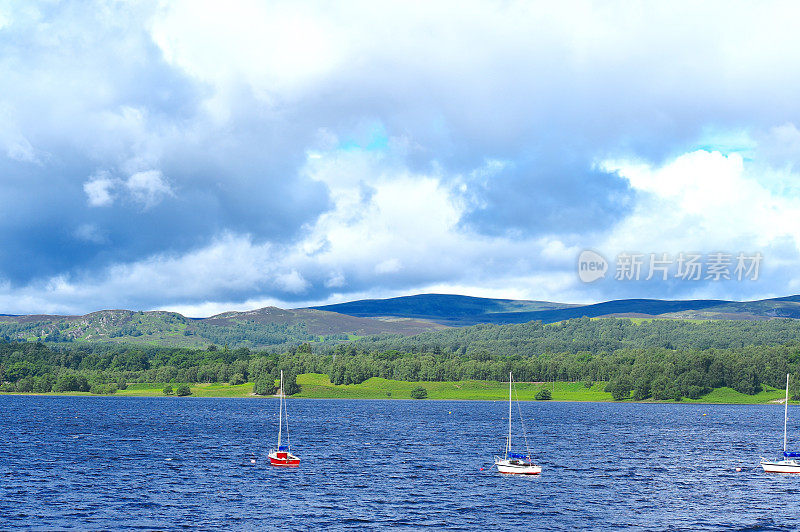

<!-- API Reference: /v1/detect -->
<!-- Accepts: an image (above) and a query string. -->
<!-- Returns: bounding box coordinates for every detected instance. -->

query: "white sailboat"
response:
[494,372,542,475]
[268,370,300,467]
[761,373,800,473]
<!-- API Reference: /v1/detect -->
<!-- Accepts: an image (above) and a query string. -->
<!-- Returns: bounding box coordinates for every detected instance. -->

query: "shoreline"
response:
[0,373,787,405]
[0,373,784,407]
[0,393,786,405]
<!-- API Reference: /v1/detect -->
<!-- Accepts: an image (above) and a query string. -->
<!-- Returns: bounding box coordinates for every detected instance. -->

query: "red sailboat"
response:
[268,370,300,467]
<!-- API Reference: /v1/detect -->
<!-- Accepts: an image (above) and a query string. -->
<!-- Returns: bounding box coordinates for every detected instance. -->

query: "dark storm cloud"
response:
[0,2,330,286]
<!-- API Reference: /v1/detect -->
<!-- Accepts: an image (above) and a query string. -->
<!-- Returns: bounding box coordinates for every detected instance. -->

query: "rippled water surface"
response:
[2,396,800,530]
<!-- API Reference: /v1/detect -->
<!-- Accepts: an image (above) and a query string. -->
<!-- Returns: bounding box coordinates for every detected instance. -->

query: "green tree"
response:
[410,386,427,399]
[176,384,191,396]
[32,375,54,393]
[15,377,33,393]
[253,377,277,396]
[535,388,552,400]
[283,372,300,395]
[54,374,90,392]
[162,385,173,395]
[606,376,632,401]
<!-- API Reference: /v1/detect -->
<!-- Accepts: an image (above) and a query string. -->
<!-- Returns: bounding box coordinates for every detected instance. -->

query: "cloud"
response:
[84,169,173,208]
[125,170,173,208]
[73,223,108,244]
[83,173,116,207]
[274,269,310,294]
[375,258,402,274]
[581,149,800,300]
[324,270,345,288]
[601,150,800,252]
[4,1,800,314]
[0,104,40,163]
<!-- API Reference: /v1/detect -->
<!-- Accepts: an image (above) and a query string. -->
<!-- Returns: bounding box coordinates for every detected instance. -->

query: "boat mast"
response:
[507,371,512,459]
[785,373,790,454]
[278,370,284,449]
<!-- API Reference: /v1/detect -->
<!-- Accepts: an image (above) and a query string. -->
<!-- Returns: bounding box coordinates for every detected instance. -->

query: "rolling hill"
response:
[0,293,798,349]
[311,293,800,326]
[0,307,446,348]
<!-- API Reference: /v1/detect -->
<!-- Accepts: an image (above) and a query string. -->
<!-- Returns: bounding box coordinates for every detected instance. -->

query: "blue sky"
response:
[1,0,800,316]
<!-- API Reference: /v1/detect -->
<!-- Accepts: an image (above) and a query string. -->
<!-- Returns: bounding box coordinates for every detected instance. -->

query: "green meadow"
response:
[293,373,609,401]
[4,373,789,403]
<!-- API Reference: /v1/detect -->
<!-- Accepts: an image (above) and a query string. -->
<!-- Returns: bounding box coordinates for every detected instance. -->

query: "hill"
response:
[311,293,800,325]
[0,307,445,348]
[1,293,799,349]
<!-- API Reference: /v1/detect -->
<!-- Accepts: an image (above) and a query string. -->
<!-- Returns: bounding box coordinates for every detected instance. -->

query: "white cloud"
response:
[125,170,173,208]
[83,170,173,209]
[601,150,800,252]
[0,104,39,163]
[151,0,346,117]
[274,269,309,294]
[324,270,345,288]
[375,258,402,274]
[5,137,37,163]
[83,174,116,207]
[73,224,108,244]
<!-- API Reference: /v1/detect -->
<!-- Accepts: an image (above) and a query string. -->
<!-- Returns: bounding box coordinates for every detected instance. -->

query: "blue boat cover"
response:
[279,445,289,451]
[783,451,800,458]
[509,453,529,459]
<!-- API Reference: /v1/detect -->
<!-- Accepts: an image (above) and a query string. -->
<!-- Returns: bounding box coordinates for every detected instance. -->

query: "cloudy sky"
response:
[1,0,800,316]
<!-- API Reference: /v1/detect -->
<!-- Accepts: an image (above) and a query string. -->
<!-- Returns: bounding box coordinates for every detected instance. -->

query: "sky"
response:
[1,0,800,316]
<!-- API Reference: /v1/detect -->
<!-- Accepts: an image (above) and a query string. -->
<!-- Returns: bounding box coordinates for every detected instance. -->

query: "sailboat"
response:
[268,370,300,467]
[761,373,800,473]
[494,372,542,475]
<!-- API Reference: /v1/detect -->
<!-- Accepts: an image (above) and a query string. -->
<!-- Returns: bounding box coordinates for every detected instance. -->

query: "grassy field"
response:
[118,382,256,398]
[0,374,790,403]
[683,385,786,404]
[293,373,609,400]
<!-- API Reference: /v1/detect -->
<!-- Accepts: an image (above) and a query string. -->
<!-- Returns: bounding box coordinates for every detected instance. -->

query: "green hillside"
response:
[0,307,445,349]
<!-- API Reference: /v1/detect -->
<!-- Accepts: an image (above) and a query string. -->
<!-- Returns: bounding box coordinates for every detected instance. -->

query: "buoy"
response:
[250,459,256,464]
[703,413,707,416]
[480,468,484,471]
[448,411,452,414]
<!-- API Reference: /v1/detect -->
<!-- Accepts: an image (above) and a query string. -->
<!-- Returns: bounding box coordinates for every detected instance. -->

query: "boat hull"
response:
[495,459,541,475]
[761,460,800,473]
[269,451,300,468]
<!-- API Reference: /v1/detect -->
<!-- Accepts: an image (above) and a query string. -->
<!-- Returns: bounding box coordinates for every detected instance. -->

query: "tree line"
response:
[2,317,800,401]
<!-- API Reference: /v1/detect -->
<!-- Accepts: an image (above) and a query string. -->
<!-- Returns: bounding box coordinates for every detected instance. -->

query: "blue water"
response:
[1,397,799,530]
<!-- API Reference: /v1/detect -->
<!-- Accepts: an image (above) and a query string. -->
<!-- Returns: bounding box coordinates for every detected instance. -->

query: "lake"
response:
[1,396,798,530]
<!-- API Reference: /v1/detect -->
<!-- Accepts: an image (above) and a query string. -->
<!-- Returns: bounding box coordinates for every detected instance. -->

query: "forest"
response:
[2,317,800,401]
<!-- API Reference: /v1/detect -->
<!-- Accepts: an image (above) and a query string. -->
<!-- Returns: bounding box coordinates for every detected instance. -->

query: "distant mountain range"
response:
[0,293,798,348]
[311,293,800,326]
